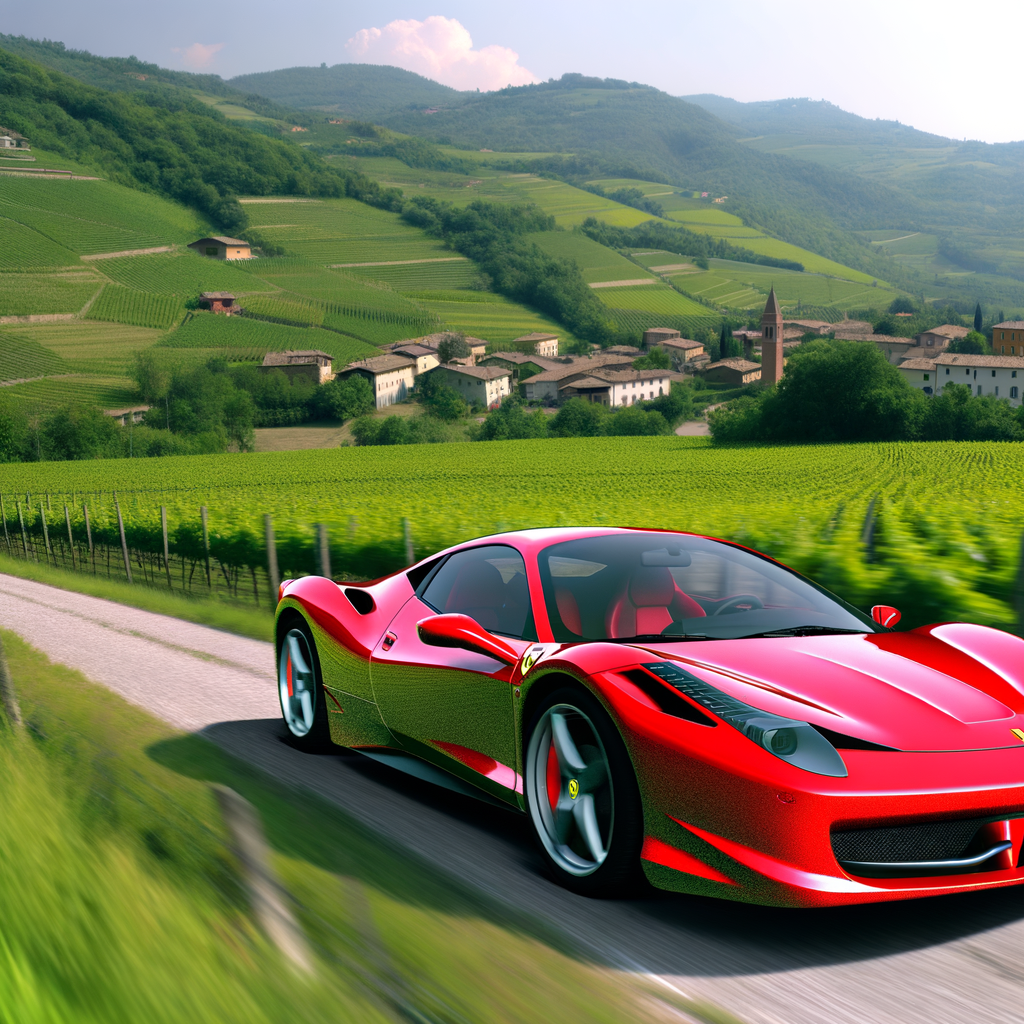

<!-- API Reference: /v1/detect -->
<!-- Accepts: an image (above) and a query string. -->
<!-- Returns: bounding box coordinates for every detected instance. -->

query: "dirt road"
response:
[3,572,1024,1024]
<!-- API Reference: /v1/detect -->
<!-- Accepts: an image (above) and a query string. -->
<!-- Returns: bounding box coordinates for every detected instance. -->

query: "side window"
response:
[421,545,532,638]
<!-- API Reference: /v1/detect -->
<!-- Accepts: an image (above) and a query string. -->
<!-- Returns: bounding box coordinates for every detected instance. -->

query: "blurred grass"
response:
[0,553,273,641]
[1,630,662,1024]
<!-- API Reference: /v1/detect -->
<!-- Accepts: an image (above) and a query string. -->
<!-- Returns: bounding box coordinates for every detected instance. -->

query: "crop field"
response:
[411,290,583,347]
[0,272,102,316]
[345,259,479,291]
[86,286,186,330]
[0,176,209,253]
[246,260,433,311]
[596,284,709,315]
[525,230,657,284]
[5,322,166,375]
[605,307,720,339]
[2,439,1021,631]
[240,196,452,265]
[159,313,380,365]
[0,330,66,381]
[0,373,137,413]
[96,251,272,296]
[0,218,80,270]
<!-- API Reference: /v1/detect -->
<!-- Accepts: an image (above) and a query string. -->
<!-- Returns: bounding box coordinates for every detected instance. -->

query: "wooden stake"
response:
[16,502,28,559]
[113,493,132,583]
[317,523,331,579]
[83,502,94,573]
[403,516,415,565]
[0,494,10,556]
[64,505,76,570]
[161,506,172,588]
[264,514,280,599]
[200,506,211,590]
[39,500,52,566]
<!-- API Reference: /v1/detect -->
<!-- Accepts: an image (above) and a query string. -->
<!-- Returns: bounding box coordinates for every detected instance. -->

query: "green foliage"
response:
[349,413,464,446]
[0,272,100,316]
[549,398,606,437]
[313,373,376,422]
[0,329,65,381]
[949,331,987,354]
[38,403,121,460]
[436,331,470,363]
[86,286,184,329]
[919,383,1024,441]
[0,217,79,269]
[474,395,549,440]
[98,251,267,295]
[888,295,917,314]
[633,347,671,370]
[603,405,671,436]
[0,402,31,461]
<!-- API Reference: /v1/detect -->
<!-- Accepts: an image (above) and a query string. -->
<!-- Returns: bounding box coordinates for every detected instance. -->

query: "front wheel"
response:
[524,686,643,896]
[277,619,332,752]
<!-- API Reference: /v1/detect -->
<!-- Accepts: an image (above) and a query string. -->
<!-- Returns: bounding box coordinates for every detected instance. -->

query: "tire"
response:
[277,616,333,752]
[524,685,644,897]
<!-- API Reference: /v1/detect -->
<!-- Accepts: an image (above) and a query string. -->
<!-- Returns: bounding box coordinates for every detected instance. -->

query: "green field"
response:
[239,196,452,264]
[86,285,186,329]
[7,321,167,375]
[0,271,102,316]
[525,230,657,284]
[596,284,709,315]
[2,438,1020,631]
[96,251,273,296]
[412,290,581,347]
[345,258,479,291]
[0,217,80,269]
[0,329,66,381]
[0,373,137,413]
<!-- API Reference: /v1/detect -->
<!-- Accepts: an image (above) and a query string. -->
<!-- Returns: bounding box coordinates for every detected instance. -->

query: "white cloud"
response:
[172,42,225,70]
[346,16,538,92]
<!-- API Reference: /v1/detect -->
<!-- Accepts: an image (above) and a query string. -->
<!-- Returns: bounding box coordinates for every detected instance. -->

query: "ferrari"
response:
[275,527,1024,907]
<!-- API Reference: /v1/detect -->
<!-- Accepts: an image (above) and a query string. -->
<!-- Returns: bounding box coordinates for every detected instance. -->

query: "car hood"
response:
[636,623,1024,752]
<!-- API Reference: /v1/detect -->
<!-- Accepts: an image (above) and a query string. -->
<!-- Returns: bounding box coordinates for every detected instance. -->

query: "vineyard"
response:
[5,322,166,375]
[0,218,79,270]
[1,438,1021,633]
[526,231,659,285]
[597,284,709,315]
[346,259,479,291]
[0,374,137,413]
[413,291,582,347]
[604,307,720,338]
[85,285,186,330]
[0,272,101,316]
[96,250,271,295]
[0,330,66,381]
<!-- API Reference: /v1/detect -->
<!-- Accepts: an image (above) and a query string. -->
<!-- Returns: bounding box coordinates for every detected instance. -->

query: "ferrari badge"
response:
[569,779,579,799]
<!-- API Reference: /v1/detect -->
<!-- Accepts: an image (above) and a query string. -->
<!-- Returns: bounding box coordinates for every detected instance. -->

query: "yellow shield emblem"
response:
[568,779,579,799]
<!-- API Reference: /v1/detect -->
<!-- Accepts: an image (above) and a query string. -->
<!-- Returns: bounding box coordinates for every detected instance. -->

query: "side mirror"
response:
[417,613,519,665]
[871,605,901,628]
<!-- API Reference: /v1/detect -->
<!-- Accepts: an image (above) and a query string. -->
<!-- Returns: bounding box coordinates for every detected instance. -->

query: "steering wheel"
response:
[712,594,765,616]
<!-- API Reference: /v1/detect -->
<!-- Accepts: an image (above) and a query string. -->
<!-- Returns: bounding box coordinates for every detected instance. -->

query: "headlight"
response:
[643,662,848,778]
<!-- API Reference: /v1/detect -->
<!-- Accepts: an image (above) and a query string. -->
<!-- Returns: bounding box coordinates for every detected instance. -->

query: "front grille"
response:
[831,817,988,865]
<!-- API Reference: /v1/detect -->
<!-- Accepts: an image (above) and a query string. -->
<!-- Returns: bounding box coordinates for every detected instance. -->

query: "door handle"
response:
[381,631,398,652]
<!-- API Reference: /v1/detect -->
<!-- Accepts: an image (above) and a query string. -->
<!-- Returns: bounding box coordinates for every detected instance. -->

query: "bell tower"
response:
[760,287,784,385]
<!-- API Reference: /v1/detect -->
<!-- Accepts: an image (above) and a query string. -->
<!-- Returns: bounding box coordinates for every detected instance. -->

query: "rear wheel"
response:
[524,686,643,896]
[277,618,332,752]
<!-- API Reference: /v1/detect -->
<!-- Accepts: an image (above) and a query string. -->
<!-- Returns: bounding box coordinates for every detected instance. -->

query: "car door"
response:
[370,544,535,805]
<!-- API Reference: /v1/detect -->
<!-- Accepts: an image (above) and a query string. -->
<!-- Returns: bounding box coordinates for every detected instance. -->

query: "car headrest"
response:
[629,566,675,608]
[446,560,505,612]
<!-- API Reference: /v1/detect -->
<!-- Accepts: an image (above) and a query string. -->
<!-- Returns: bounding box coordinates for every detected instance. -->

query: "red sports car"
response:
[275,527,1024,907]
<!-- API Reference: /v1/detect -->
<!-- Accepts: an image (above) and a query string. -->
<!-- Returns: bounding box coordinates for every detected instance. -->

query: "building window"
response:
[1014,371,1018,378]
[1001,346,1005,353]
[1012,387,1019,399]
[992,370,997,377]
[206,247,218,256]
[945,367,950,375]
[923,373,930,381]
[978,385,983,396]
[995,387,999,396]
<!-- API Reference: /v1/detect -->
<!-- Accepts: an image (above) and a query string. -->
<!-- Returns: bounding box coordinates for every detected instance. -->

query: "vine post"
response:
[264,515,280,600]
[63,505,77,570]
[201,506,212,590]
[83,502,94,573]
[16,502,29,559]
[317,524,331,579]
[0,495,10,556]
[39,500,52,567]
[161,506,172,588]
[113,493,132,584]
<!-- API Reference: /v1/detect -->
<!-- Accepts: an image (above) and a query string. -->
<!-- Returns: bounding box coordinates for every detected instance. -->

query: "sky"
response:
[2,0,1022,143]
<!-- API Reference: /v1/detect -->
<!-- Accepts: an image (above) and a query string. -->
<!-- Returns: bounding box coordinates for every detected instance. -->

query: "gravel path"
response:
[3,571,1024,1024]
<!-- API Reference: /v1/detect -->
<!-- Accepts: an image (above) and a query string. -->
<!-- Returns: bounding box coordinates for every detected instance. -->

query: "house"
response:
[416,332,488,363]
[338,354,416,408]
[602,345,643,357]
[261,350,336,386]
[391,343,440,375]
[479,351,561,381]
[992,321,1024,356]
[442,364,512,408]
[642,327,681,348]
[704,359,762,386]
[199,292,237,315]
[896,358,939,396]
[187,236,252,261]
[917,324,968,350]
[831,320,875,339]
[784,319,835,336]
[930,352,1024,405]
[0,127,29,149]
[559,369,680,407]
[513,331,559,357]
[658,337,707,365]
[104,405,150,425]
[521,354,638,403]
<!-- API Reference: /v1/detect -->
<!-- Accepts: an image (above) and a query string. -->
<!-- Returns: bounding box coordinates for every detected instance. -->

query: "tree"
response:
[222,390,256,451]
[436,332,471,364]
[351,415,410,446]
[949,331,986,355]
[40,405,120,461]
[475,395,548,440]
[603,406,671,436]
[974,303,983,333]
[719,324,734,360]
[888,296,917,314]
[0,404,30,463]
[633,347,671,370]
[647,381,694,426]
[316,374,376,421]
[549,398,606,437]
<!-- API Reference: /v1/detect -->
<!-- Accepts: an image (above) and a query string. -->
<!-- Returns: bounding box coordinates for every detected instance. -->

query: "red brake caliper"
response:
[286,656,294,697]
[546,741,560,811]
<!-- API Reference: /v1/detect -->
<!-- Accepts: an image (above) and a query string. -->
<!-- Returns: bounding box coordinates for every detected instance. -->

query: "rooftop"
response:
[899,358,938,371]
[921,324,970,338]
[262,350,334,366]
[526,354,637,383]
[200,291,235,300]
[560,368,679,388]
[483,351,562,368]
[659,337,705,350]
[935,353,1024,368]
[392,344,437,357]
[418,332,489,351]
[514,332,558,342]
[993,321,1024,330]
[443,363,511,381]
[706,358,761,373]
[342,354,416,373]
[191,236,250,246]
[762,288,781,318]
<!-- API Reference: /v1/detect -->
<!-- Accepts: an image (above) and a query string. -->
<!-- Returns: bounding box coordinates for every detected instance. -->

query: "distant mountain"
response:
[229,64,469,122]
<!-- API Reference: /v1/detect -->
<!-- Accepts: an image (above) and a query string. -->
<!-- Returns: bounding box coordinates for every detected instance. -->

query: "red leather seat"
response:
[554,586,582,635]
[605,567,706,638]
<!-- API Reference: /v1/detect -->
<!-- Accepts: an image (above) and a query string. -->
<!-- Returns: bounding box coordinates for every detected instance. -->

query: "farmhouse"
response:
[0,127,29,149]
[917,324,968,349]
[199,292,237,315]
[934,353,1023,404]
[704,358,762,386]
[417,332,488,362]
[521,354,638,403]
[104,405,150,425]
[479,351,562,381]
[187,236,252,261]
[261,350,335,385]
[391,343,440,374]
[513,331,559,357]
[442,364,512,409]
[658,337,707,365]
[992,321,1024,355]
[642,327,681,348]
[338,354,416,409]
[559,369,679,407]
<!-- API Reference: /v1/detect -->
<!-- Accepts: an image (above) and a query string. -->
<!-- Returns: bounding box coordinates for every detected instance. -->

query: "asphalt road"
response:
[3,572,1024,1024]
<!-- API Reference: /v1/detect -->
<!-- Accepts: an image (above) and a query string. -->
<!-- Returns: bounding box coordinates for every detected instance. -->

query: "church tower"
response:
[760,287,784,385]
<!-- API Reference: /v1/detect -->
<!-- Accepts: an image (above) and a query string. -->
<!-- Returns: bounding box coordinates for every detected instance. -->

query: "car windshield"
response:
[538,533,878,642]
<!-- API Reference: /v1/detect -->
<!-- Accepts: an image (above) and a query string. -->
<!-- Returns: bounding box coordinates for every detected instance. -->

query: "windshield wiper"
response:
[608,633,713,643]
[738,626,867,639]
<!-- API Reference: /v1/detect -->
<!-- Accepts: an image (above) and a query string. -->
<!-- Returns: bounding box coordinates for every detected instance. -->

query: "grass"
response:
[97,250,274,296]
[526,231,657,285]
[0,629,663,1024]
[0,373,137,413]
[2,321,165,375]
[346,259,480,291]
[0,271,102,316]
[0,217,81,270]
[597,284,709,315]
[0,329,66,381]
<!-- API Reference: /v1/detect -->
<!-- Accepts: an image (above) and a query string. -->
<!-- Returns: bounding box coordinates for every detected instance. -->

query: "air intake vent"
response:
[832,817,988,865]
